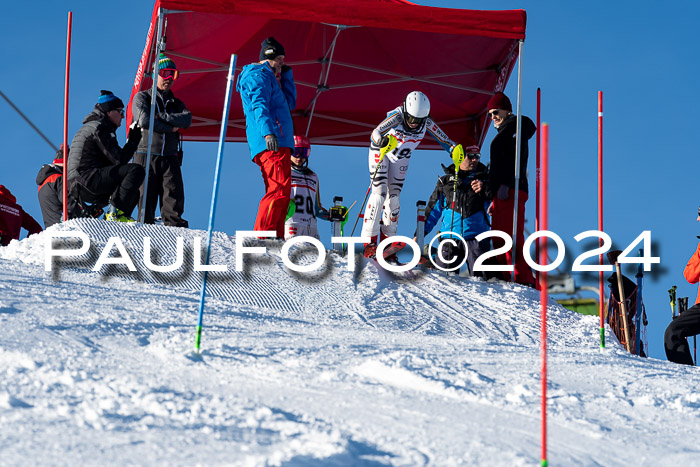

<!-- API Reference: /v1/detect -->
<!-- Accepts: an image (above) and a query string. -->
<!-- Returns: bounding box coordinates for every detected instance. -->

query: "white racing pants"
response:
[360,149,409,239]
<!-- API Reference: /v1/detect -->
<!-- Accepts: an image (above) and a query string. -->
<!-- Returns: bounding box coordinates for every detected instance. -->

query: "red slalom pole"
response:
[535,88,541,288]
[62,11,73,222]
[598,91,605,348]
[539,123,549,467]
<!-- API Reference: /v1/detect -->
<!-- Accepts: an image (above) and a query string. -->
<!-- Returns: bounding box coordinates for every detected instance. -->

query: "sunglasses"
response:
[113,108,125,117]
[488,110,501,118]
[158,68,179,80]
[467,153,480,160]
[292,147,310,158]
[405,115,427,126]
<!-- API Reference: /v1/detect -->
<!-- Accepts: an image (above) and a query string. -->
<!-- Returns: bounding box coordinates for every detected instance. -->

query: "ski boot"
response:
[105,205,136,223]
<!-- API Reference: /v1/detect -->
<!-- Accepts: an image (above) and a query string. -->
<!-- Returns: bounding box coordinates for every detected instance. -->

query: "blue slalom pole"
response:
[635,248,643,356]
[194,54,237,355]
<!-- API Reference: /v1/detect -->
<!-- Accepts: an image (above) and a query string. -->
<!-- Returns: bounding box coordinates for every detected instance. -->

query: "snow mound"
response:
[1,219,699,465]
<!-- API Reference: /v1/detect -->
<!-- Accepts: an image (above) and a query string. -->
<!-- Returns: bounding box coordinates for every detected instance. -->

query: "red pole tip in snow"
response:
[62,11,72,222]
[540,122,549,466]
[597,91,604,347]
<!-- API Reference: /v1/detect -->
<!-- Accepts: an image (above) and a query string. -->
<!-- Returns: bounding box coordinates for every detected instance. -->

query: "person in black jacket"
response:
[36,145,67,228]
[487,92,536,286]
[420,145,492,275]
[67,90,144,222]
[132,54,192,227]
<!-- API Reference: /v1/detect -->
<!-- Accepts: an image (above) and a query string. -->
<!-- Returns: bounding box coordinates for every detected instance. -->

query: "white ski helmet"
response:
[403,91,430,130]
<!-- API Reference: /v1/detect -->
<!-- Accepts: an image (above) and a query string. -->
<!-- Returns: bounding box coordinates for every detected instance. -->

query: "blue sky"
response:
[1,0,697,360]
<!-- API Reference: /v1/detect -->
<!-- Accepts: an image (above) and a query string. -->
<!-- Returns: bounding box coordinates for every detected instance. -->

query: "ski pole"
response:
[448,145,465,239]
[342,200,357,221]
[350,135,397,236]
[614,261,632,353]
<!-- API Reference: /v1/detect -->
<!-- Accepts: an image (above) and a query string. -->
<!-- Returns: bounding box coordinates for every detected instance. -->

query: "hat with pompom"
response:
[97,90,124,113]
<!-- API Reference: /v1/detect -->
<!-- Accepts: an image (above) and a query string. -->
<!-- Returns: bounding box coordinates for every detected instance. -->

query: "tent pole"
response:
[194,54,238,355]
[511,39,524,283]
[138,8,165,222]
[305,26,344,136]
[62,11,73,222]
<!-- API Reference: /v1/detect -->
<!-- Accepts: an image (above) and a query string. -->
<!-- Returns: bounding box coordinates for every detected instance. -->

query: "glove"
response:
[265,134,279,153]
[281,65,292,73]
[379,135,390,149]
[497,184,510,200]
[285,199,296,221]
[127,124,142,146]
[451,144,465,168]
[379,134,398,158]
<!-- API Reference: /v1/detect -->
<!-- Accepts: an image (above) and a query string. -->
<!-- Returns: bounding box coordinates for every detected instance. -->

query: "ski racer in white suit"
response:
[284,135,329,240]
[360,91,463,254]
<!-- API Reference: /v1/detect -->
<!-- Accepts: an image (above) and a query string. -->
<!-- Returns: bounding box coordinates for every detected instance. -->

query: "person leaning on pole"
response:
[486,91,536,287]
[664,206,700,365]
[132,53,192,227]
[236,37,296,239]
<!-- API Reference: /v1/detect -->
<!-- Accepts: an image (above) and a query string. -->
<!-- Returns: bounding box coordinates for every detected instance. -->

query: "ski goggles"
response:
[467,153,480,160]
[292,147,310,158]
[405,114,427,126]
[158,68,179,80]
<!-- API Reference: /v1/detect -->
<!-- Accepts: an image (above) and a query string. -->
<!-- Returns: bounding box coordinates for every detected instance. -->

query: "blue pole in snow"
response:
[194,54,237,354]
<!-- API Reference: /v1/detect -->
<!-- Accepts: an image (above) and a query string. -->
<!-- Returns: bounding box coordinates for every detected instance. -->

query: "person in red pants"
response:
[236,37,296,238]
[486,92,536,286]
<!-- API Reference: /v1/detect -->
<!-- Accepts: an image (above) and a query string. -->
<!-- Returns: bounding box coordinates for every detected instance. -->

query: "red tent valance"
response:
[128,0,526,150]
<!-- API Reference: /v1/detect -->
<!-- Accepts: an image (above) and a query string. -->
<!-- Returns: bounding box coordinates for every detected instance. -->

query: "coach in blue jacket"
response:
[236,37,297,238]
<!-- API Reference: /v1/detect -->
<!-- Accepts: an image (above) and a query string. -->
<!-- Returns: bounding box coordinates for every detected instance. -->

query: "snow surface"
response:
[0,219,699,465]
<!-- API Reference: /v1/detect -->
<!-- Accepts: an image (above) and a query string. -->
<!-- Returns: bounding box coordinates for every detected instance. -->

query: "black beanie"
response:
[97,90,125,113]
[259,37,285,61]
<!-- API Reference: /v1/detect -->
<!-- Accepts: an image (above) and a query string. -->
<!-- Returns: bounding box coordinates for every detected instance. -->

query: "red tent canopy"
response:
[128,0,526,150]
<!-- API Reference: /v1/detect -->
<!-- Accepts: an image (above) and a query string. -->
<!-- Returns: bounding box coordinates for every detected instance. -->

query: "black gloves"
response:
[127,124,142,146]
[379,135,391,149]
[265,134,279,153]
[281,65,292,73]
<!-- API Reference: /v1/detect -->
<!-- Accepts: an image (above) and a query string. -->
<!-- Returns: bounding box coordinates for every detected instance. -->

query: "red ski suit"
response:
[253,148,291,238]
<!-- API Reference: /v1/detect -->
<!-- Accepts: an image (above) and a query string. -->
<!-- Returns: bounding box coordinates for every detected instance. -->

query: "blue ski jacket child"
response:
[236,62,296,159]
[422,162,492,240]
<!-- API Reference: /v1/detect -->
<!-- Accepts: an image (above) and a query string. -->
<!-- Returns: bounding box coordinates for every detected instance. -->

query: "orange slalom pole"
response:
[540,123,549,467]
[598,91,605,348]
[62,11,72,222]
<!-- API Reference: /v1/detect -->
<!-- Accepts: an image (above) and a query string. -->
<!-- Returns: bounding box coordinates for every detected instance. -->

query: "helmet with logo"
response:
[402,91,430,132]
[292,135,311,167]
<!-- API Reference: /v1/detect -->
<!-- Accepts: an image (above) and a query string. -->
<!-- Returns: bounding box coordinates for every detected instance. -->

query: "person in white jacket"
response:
[284,135,329,240]
[360,91,463,258]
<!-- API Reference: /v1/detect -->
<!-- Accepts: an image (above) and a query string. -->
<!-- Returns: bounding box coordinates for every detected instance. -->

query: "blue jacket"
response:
[236,62,296,159]
[423,162,492,240]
